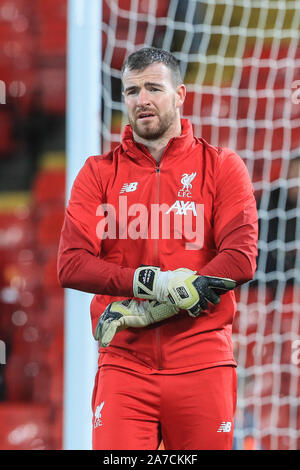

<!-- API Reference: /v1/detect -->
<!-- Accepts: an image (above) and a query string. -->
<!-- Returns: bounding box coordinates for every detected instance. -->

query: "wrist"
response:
[155,270,173,302]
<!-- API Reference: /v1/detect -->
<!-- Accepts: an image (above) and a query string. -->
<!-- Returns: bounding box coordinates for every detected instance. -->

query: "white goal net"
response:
[101,0,300,450]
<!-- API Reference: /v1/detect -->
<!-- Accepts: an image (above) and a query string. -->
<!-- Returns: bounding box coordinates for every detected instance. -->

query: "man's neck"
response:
[133,119,182,163]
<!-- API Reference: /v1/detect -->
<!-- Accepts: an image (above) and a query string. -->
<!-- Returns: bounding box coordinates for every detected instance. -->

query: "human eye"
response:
[125,88,138,96]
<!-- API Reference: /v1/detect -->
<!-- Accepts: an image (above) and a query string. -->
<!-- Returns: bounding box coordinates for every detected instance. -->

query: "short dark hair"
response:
[121,47,183,86]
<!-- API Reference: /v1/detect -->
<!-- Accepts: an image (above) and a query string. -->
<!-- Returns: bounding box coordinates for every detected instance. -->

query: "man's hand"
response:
[133,266,236,317]
[94,299,179,347]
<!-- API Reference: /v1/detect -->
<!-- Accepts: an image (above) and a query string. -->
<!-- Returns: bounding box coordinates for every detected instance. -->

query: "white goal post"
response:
[64,0,102,450]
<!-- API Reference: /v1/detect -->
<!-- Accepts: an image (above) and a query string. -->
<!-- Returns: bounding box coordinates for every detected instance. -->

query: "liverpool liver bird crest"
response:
[178,172,197,197]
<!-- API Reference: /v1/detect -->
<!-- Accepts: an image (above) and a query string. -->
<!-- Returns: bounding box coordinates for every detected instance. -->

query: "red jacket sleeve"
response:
[57,157,135,296]
[199,148,258,285]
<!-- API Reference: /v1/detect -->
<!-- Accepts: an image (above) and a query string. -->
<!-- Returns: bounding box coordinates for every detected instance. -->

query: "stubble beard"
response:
[129,106,177,141]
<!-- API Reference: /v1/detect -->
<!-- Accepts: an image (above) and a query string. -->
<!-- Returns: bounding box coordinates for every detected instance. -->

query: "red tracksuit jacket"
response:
[57,119,258,373]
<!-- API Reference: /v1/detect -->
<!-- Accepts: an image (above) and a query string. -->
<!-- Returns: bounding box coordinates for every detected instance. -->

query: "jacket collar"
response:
[121,118,195,162]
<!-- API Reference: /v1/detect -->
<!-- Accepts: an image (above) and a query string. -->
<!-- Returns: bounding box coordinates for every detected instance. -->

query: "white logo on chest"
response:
[178,172,196,197]
[166,200,198,216]
[120,182,138,194]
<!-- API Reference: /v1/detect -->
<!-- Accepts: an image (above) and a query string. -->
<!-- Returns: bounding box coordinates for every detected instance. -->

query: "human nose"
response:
[137,88,151,106]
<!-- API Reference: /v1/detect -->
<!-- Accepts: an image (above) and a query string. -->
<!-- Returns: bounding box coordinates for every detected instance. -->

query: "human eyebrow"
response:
[144,82,164,89]
[124,82,164,94]
[124,85,139,94]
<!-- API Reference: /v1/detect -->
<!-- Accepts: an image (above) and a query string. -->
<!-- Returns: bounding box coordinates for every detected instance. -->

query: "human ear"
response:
[175,84,186,108]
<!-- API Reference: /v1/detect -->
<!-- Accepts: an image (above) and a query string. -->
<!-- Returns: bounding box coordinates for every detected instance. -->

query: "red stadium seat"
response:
[35,0,67,18]
[102,0,171,70]
[0,27,34,75]
[233,286,274,336]
[50,405,63,450]
[259,403,297,450]
[37,22,66,56]
[279,285,300,334]
[0,209,35,251]
[6,316,63,404]
[233,287,275,369]
[275,285,300,366]
[0,403,53,450]
[4,353,36,401]
[238,43,300,153]
[32,169,65,205]
[0,109,16,156]
[36,207,65,249]
[43,256,62,292]
[102,27,151,70]
[13,252,43,291]
[46,330,64,407]
[38,67,66,114]
[102,0,169,20]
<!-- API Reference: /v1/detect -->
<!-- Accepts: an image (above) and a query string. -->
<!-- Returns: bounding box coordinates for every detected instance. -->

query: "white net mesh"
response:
[101,0,300,450]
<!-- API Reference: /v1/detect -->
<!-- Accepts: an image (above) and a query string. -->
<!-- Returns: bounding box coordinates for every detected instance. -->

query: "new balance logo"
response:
[120,182,138,194]
[217,421,232,433]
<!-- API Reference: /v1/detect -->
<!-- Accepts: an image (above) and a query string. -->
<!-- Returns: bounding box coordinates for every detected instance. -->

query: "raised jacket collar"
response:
[120,118,195,163]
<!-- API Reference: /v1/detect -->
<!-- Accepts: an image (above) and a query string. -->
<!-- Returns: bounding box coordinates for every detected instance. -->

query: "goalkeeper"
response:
[58,47,258,450]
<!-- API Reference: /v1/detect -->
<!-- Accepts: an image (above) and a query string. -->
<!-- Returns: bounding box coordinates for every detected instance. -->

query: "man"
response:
[57,47,258,450]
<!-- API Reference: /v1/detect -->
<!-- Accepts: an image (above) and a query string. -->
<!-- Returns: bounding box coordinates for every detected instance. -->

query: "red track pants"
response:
[92,364,237,450]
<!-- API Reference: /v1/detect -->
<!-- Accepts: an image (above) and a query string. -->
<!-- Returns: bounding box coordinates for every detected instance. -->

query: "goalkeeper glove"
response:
[94,299,179,348]
[133,266,236,317]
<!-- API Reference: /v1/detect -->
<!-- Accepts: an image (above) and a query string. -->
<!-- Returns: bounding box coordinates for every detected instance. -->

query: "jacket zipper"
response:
[152,139,176,371]
[131,139,176,371]
[154,165,163,370]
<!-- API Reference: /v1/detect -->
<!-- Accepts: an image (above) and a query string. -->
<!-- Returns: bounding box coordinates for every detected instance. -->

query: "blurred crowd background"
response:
[0,0,66,449]
[0,0,300,450]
